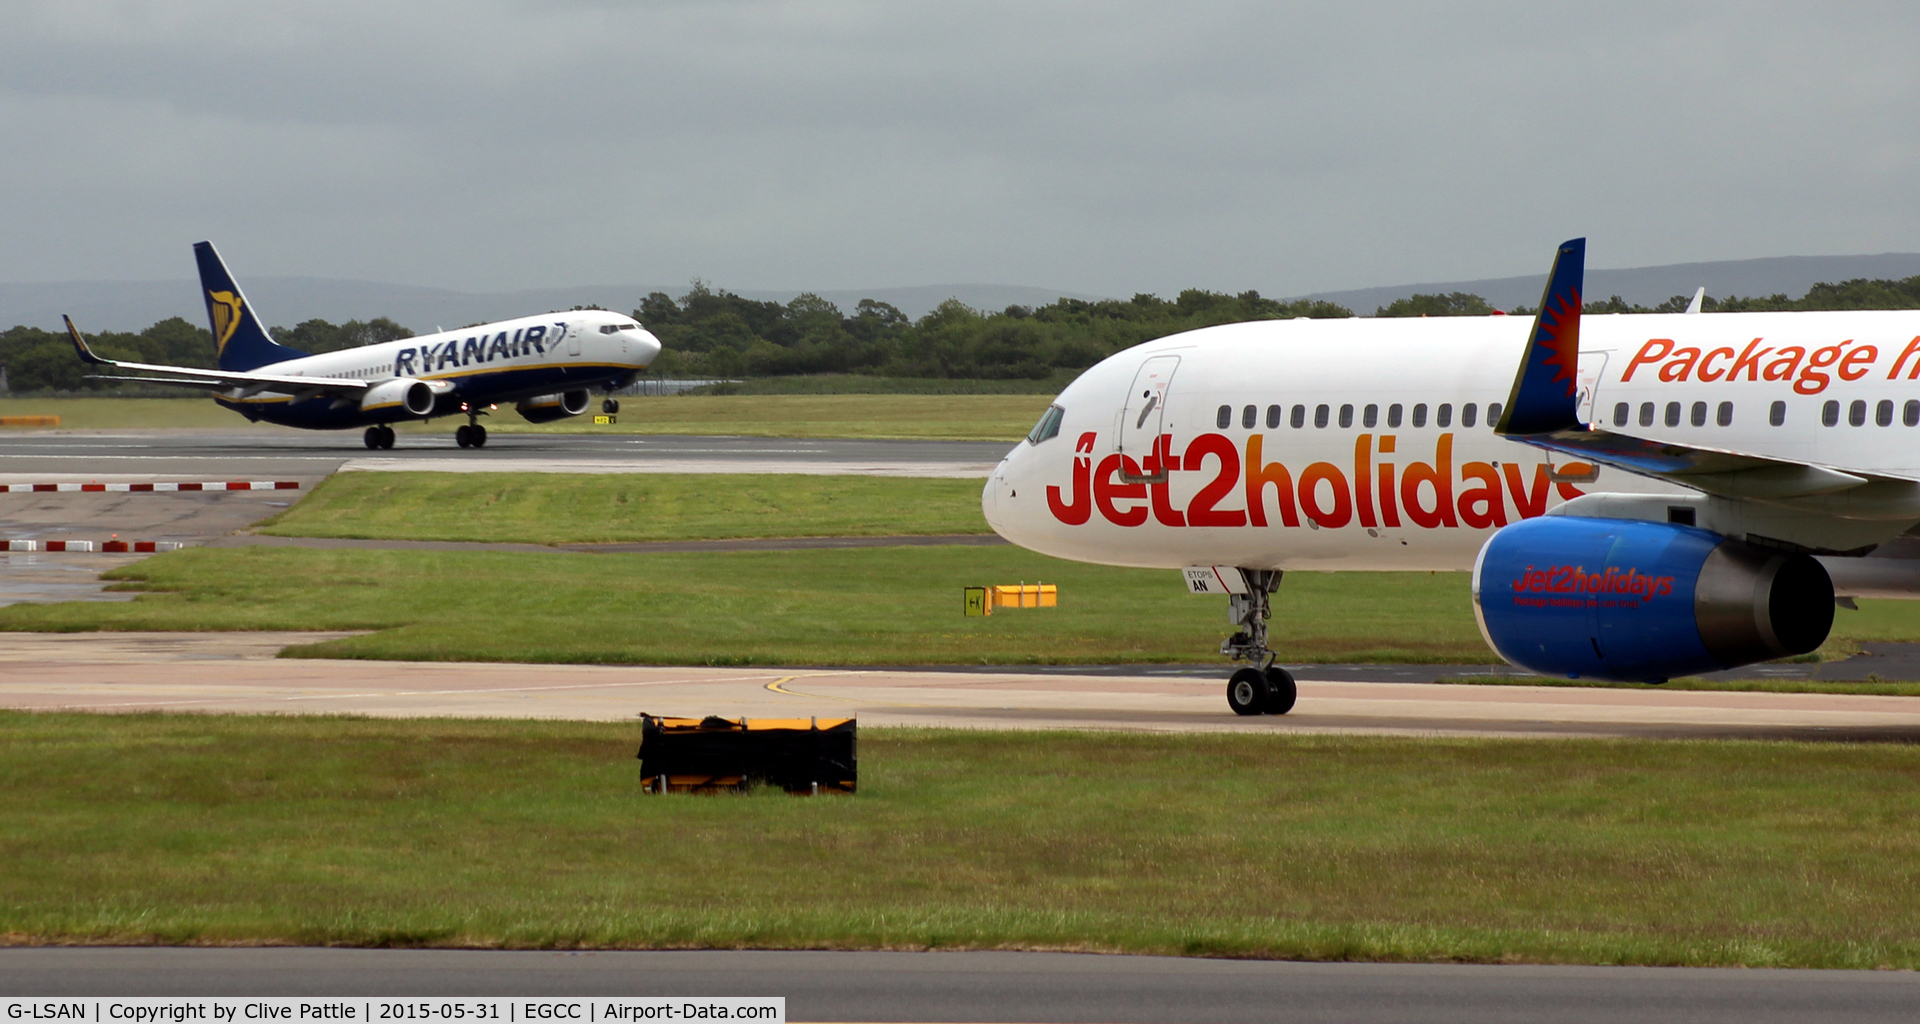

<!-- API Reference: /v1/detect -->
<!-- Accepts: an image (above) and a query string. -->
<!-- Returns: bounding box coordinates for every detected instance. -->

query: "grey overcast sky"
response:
[2,1,1917,297]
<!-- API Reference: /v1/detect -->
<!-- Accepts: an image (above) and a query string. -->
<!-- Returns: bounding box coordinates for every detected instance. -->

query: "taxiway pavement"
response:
[0,429,1009,481]
[3,948,1916,1024]
[4,632,1918,740]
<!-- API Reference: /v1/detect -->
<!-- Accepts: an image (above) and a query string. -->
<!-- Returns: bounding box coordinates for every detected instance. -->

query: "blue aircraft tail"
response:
[193,241,309,371]
[1494,237,1584,435]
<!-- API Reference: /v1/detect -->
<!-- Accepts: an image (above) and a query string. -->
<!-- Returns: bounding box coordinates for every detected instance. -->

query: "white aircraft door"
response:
[1119,355,1179,465]
[1576,351,1609,425]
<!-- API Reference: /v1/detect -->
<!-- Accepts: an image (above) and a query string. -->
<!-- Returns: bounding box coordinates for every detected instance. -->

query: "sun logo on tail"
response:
[208,290,243,352]
[1535,287,1582,398]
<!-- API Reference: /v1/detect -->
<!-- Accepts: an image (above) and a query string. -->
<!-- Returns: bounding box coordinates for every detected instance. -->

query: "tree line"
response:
[9,275,1920,394]
[0,317,412,394]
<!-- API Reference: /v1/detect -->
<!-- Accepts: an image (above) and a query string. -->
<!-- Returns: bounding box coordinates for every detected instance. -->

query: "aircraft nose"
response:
[634,330,663,367]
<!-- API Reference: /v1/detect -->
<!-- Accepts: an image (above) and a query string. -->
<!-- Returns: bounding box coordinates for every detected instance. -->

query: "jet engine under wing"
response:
[65,316,371,397]
[1491,241,1913,506]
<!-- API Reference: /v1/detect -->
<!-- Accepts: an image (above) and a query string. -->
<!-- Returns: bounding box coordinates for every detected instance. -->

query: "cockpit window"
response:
[620,323,642,331]
[1027,404,1065,444]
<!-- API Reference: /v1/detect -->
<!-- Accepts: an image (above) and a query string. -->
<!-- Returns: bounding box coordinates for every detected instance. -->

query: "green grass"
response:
[0,397,239,429]
[4,714,1920,967]
[686,373,1076,395]
[487,393,1051,440]
[0,547,1496,665]
[0,394,1052,441]
[257,473,994,544]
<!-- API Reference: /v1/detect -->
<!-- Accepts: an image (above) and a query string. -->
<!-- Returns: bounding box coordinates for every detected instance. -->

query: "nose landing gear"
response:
[1223,569,1296,716]
[602,398,620,414]
[362,425,396,449]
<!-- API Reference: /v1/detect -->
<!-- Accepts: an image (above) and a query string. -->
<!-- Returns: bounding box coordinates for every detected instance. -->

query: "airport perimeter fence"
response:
[613,378,739,397]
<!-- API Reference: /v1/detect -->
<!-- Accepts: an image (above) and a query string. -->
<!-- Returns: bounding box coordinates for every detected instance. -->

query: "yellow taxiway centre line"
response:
[764,675,941,708]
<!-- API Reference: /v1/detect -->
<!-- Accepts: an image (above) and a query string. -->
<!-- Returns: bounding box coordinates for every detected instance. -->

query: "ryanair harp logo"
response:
[208,290,243,351]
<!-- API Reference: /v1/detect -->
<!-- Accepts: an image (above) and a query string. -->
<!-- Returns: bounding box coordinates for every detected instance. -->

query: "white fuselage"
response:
[222,309,660,427]
[984,311,1920,571]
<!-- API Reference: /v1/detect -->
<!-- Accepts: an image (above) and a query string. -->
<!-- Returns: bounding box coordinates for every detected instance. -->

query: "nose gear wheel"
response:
[1221,569,1293,715]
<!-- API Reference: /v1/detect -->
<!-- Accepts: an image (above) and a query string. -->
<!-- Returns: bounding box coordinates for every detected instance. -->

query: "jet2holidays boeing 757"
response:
[65,242,662,449]
[985,239,1920,715]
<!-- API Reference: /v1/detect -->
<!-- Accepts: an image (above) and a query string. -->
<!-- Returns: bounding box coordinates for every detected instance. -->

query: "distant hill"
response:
[0,279,1105,334]
[12,253,1920,334]
[1308,253,1920,314]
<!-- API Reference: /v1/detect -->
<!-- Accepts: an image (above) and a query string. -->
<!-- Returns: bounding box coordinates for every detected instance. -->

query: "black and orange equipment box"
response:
[637,715,856,794]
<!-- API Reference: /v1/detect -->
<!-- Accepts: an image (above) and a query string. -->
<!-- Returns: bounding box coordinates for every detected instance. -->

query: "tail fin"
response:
[1494,237,1584,436]
[193,241,308,371]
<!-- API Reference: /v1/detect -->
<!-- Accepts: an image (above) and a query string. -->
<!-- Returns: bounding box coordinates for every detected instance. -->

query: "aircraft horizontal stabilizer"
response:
[62,315,372,397]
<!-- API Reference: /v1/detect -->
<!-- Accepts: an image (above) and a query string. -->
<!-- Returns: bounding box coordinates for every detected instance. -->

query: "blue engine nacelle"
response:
[515,389,591,424]
[1472,516,1834,682]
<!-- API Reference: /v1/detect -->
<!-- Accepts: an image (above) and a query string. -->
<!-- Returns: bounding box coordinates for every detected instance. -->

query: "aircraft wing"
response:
[65,315,371,397]
[1492,240,1901,501]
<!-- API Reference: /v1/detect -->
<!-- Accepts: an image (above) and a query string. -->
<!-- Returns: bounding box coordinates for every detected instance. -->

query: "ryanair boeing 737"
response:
[65,242,662,448]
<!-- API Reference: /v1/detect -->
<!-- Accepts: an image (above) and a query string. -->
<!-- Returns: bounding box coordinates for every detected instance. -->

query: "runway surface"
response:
[2,948,1916,1024]
[0,430,1009,480]
[5,632,1919,739]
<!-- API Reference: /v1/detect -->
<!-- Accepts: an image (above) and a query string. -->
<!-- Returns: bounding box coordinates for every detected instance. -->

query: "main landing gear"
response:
[362,425,396,449]
[1222,569,1297,716]
[455,404,489,448]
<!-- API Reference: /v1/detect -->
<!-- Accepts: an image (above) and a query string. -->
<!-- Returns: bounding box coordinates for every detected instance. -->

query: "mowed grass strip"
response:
[0,546,1495,664]
[482,393,1051,441]
[3,715,1919,967]
[0,397,240,429]
[257,473,994,544]
[0,395,1051,441]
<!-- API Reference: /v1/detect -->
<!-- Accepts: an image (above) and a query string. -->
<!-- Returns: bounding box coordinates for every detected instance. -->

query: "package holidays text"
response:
[1046,431,1586,531]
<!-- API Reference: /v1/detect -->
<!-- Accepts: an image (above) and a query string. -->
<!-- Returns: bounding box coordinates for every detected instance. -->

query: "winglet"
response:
[63,316,112,366]
[1494,237,1585,436]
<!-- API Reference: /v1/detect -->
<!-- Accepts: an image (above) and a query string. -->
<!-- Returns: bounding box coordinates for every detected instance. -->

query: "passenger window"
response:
[1412,403,1428,428]
[1242,405,1257,429]
[1850,400,1867,426]
[1770,401,1786,427]
[1026,405,1065,444]
[1462,403,1477,428]
[1907,400,1919,427]
[1639,402,1655,427]
[1216,405,1231,430]
[1613,402,1629,427]
[1690,401,1707,427]
[1314,404,1330,428]
[1290,405,1306,429]
[1822,400,1840,427]
[1878,399,1894,427]
[1665,402,1681,427]
[1436,403,1452,428]
[1717,401,1733,427]
[1338,404,1354,429]
[1266,404,1281,429]
[1487,402,1502,425]
[1387,403,1403,428]
[1363,404,1378,428]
